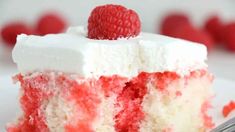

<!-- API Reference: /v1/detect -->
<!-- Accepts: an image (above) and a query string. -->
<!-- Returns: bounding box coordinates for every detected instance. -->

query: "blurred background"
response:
[0,0,235,80]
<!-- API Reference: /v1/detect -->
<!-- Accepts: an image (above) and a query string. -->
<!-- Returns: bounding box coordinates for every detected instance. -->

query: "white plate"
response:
[0,75,235,131]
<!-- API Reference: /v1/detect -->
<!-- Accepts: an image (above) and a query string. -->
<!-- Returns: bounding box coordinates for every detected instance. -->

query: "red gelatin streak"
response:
[201,100,214,129]
[8,74,51,132]
[7,70,211,132]
[114,79,147,132]
[64,79,101,132]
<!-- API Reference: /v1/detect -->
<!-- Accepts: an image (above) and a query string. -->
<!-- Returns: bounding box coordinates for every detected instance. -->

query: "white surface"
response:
[12,26,207,77]
[0,75,20,132]
[0,75,235,131]
[208,50,235,81]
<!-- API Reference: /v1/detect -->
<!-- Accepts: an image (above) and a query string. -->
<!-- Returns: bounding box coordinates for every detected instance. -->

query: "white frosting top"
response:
[12,26,207,77]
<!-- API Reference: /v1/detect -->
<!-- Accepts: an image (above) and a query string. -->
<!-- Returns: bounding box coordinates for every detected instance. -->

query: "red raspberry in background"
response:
[36,13,67,35]
[88,4,141,40]
[222,101,235,117]
[170,24,214,51]
[160,13,191,36]
[1,22,33,46]
[225,31,235,52]
[194,30,215,51]
[222,22,235,52]
[204,15,224,42]
[167,23,195,38]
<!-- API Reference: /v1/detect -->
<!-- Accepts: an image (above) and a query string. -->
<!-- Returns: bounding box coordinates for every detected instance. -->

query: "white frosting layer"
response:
[12,26,207,77]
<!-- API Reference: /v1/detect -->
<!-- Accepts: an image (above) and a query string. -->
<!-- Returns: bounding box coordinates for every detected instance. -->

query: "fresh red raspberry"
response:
[170,25,214,51]
[88,4,141,40]
[160,13,191,36]
[1,22,33,46]
[222,22,235,52]
[204,15,224,42]
[36,12,67,35]
[225,32,235,52]
[167,24,195,38]
[193,30,214,51]
[222,101,235,117]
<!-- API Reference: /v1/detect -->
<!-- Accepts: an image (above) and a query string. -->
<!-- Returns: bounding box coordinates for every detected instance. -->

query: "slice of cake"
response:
[7,4,214,132]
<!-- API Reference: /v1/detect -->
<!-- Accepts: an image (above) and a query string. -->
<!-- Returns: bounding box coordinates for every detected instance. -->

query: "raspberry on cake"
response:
[88,4,141,40]
[7,4,214,132]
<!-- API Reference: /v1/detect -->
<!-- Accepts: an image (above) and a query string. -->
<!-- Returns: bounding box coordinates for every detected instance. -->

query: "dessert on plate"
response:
[7,4,214,132]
